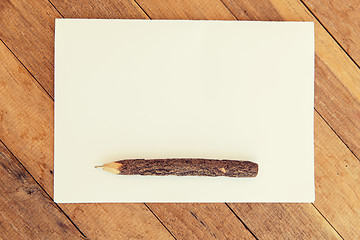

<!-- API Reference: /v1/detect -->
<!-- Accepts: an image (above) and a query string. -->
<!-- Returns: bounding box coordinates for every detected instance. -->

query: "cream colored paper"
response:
[54,19,314,203]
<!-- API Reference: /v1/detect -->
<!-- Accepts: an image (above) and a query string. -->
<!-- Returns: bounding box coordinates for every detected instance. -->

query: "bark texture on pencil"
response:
[97,159,258,178]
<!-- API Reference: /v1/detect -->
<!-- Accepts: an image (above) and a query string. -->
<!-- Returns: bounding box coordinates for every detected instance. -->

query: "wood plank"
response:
[0,41,54,192]
[0,41,173,239]
[222,0,360,162]
[314,55,360,161]
[51,0,148,19]
[0,0,61,97]
[228,202,340,239]
[302,0,360,65]
[0,142,84,239]
[147,203,255,239]
[314,110,360,238]
[60,203,173,240]
[135,0,236,20]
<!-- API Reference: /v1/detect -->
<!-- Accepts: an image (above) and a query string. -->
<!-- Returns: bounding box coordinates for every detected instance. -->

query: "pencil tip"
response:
[94,165,103,168]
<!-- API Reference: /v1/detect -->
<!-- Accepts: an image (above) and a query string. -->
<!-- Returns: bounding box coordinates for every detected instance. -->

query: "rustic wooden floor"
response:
[0,0,359,239]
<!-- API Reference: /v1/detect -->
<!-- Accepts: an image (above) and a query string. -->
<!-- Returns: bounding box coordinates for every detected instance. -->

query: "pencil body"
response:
[98,159,258,178]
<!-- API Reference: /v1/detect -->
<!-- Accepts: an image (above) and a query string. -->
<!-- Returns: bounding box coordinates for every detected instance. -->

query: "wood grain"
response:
[146,203,255,239]
[51,0,148,19]
[0,0,61,97]
[135,0,236,20]
[0,0,359,239]
[0,41,173,239]
[0,39,54,192]
[303,0,360,65]
[228,203,341,239]
[60,203,173,240]
[314,109,360,238]
[0,142,84,239]
[314,55,360,161]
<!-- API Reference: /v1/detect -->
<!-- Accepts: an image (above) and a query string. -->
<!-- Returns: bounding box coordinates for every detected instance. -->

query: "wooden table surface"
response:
[0,0,359,239]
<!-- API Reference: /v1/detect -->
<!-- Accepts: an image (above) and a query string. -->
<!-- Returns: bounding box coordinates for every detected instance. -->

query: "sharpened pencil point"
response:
[94,165,103,168]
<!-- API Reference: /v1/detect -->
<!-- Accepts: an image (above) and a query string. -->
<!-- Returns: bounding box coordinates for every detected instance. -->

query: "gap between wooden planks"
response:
[300,0,360,67]
[0,140,85,239]
[0,0,359,238]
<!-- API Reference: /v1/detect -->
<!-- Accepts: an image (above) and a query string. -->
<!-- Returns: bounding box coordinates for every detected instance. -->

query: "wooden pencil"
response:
[95,158,258,178]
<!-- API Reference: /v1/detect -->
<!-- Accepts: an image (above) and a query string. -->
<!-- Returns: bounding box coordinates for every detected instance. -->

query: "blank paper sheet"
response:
[54,19,314,203]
